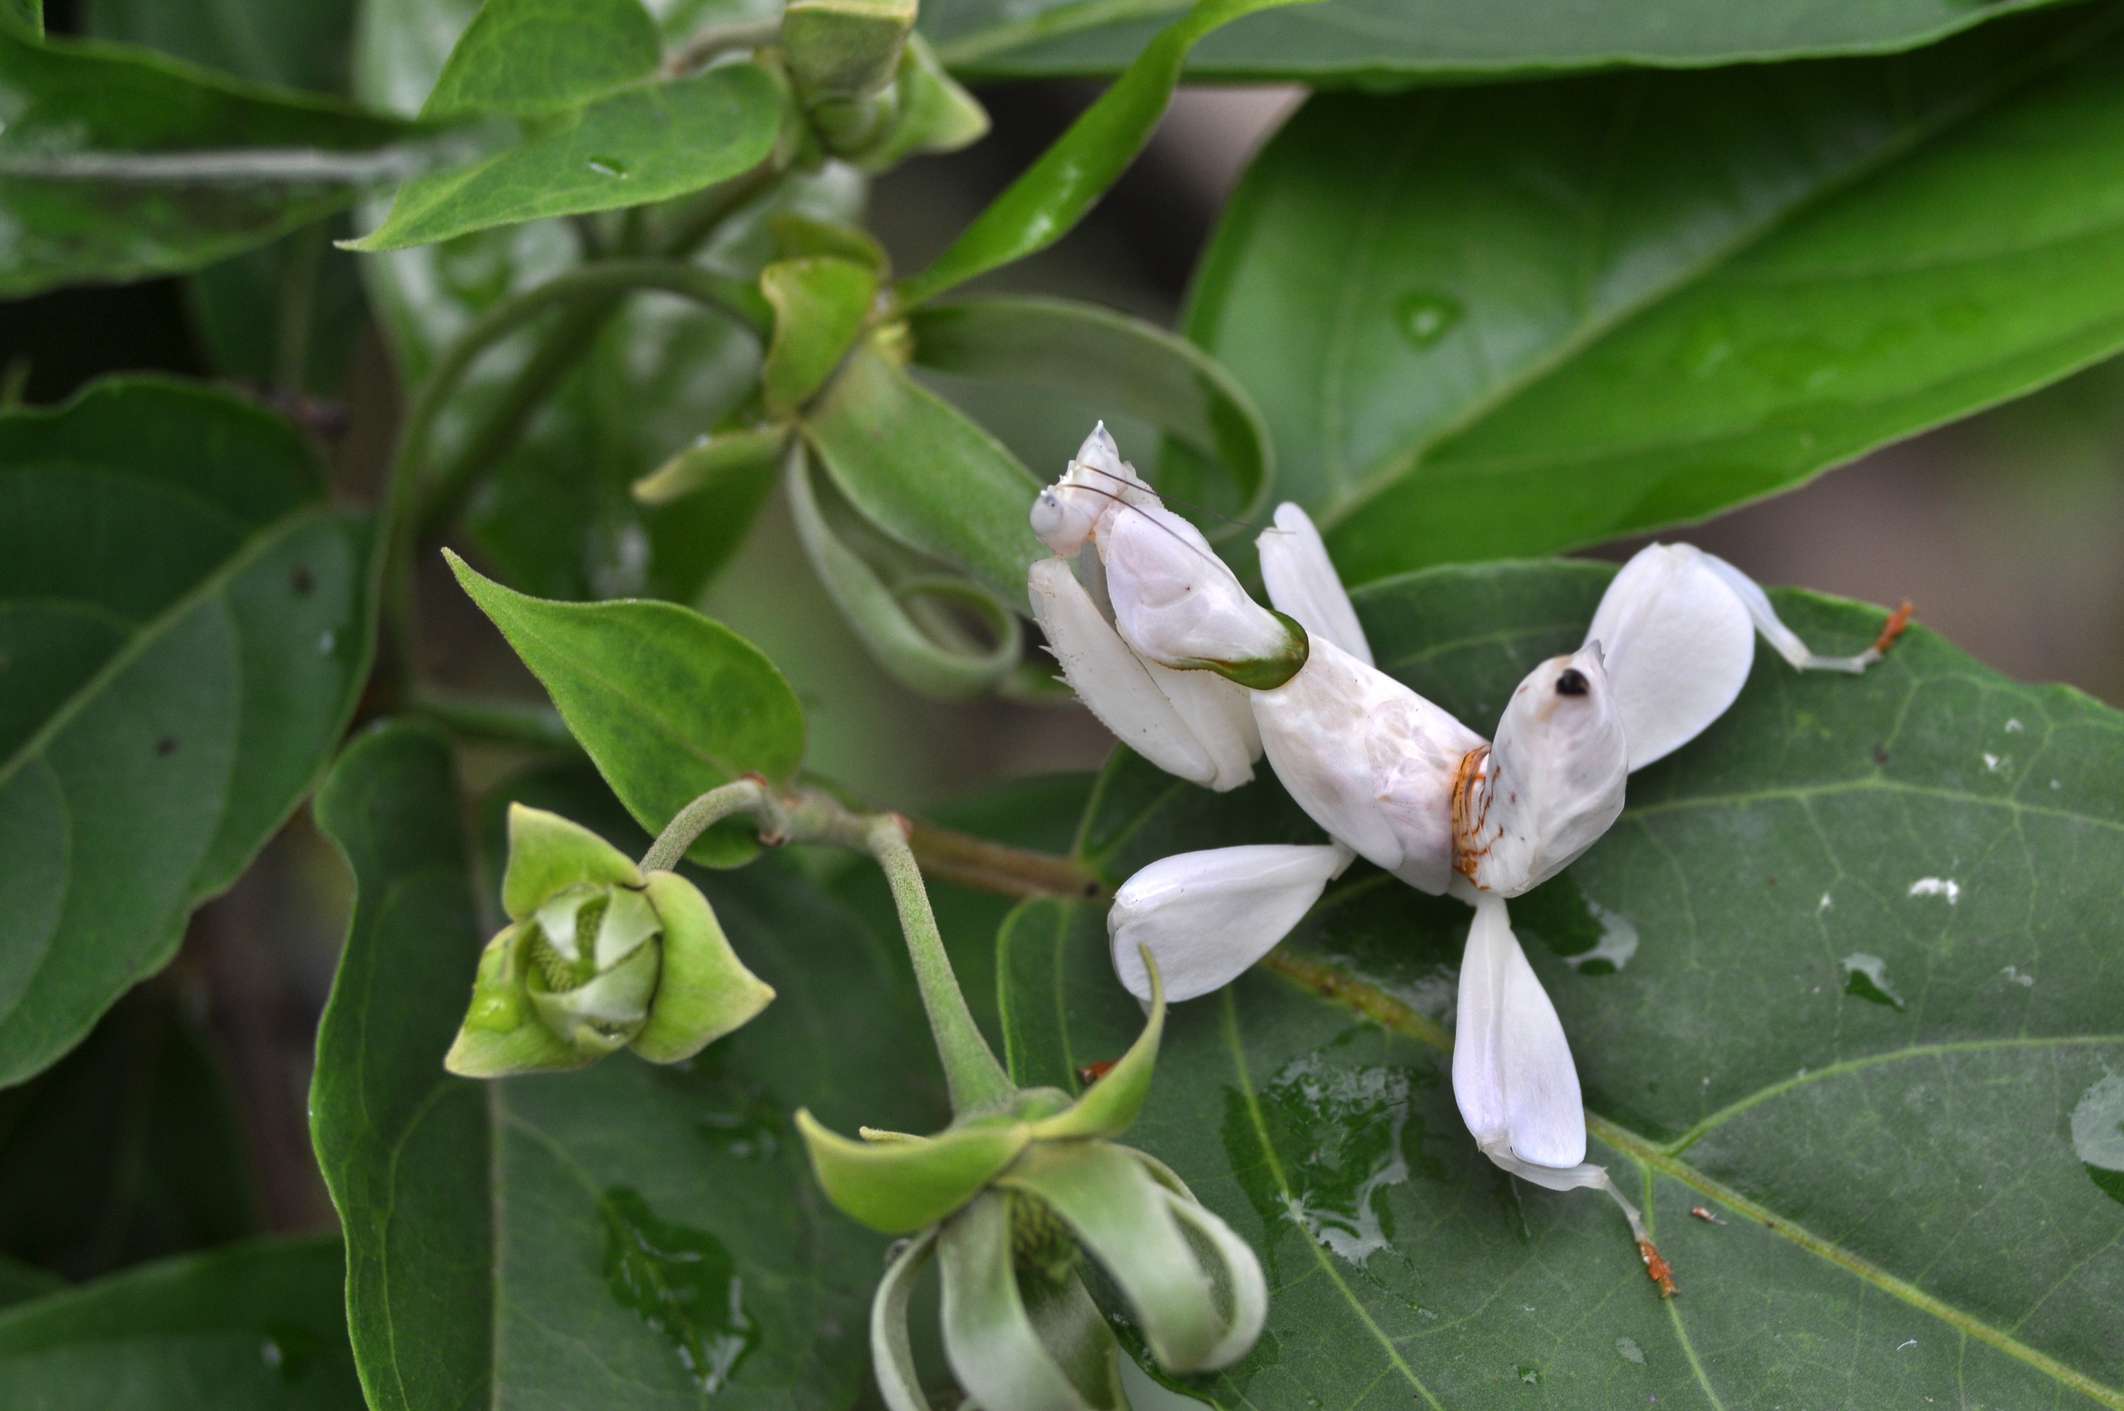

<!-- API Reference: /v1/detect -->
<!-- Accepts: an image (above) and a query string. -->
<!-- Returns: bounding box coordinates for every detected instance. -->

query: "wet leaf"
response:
[1006,561,2124,1408]
[924,0,2080,83]
[0,379,373,1086]
[447,552,806,867]
[311,728,946,1410]
[0,1238,363,1409]
[1188,6,2124,585]
[354,0,859,602]
[0,25,420,296]
[347,62,782,250]
[422,0,661,118]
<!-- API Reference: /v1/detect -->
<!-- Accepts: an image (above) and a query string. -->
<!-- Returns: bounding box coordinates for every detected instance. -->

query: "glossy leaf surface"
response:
[355,0,853,603]
[311,728,945,1410]
[0,380,372,1086]
[349,62,781,250]
[0,25,418,295]
[448,553,805,866]
[1188,7,2124,585]
[895,0,1319,309]
[1003,561,2124,1407]
[0,1238,363,1408]
[924,0,2080,82]
[422,0,661,117]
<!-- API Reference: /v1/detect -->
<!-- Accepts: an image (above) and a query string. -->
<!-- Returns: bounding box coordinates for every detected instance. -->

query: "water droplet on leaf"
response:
[1396,292,1463,349]
[1616,1335,1645,1365]
[602,1187,756,1392]
[2070,1072,2124,1206]
[587,157,630,178]
[1840,952,1904,1010]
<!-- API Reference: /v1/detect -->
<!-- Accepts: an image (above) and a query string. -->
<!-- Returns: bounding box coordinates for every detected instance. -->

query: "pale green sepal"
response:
[629,871,776,1063]
[631,426,788,506]
[1031,948,1162,1141]
[1019,1269,1127,1411]
[782,0,915,102]
[1156,1184,1268,1372]
[872,1228,939,1411]
[796,1109,1030,1234]
[787,445,1020,700]
[499,803,641,921]
[444,925,594,1078]
[771,213,889,273]
[860,35,988,171]
[937,1193,1120,1411]
[996,1142,1220,1373]
[761,256,879,416]
[527,939,659,1057]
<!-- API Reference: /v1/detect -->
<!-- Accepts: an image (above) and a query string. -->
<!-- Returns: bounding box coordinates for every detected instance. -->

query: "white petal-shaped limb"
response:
[1585,544,1755,772]
[1109,844,1355,1002]
[1029,559,1254,791]
[1451,894,1588,1169]
[1589,543,1903,771]
[1258,502,1371,666]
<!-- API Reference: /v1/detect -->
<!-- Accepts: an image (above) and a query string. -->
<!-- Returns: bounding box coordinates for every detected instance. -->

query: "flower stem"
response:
[640,777,771,873]
[905,818,1103,901]
[862,813,1016,1113]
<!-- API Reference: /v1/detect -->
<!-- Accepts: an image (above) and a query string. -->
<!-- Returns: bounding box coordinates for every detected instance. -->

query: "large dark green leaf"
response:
[0,990,257,1280]
[1188,5,2124,586]
[0,380,373,1087]
[448,553,805,865]
[0,1238,363,1408]
[422,0,662,118]
[87,0,357,91]
[354,0,855,603]
[0,25,419,295]
[925,0,2081,83]
[1004,561,2124,1407]
[311,725,946,1410]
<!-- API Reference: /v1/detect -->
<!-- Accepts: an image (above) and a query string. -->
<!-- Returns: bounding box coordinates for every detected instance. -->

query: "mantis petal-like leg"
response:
[1108,843,1354,1002]
[1699,550,1905,674]
[1451,893,1587,1169]
[1258,502,1372,666]
[1029,558,1225,789]
[1585,544,1756,772]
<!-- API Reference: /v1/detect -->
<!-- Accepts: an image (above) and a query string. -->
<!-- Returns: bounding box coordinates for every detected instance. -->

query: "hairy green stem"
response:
[862,813,1017,1113]
[642,782,1017,1112]
[663,16,785,77]
[641,777,771,873]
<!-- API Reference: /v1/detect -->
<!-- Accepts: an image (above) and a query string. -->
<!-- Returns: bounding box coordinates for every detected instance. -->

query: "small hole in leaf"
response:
[156,737,178,757]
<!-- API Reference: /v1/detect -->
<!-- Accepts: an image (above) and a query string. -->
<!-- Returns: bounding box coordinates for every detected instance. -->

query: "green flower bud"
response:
[445,806,775,1078]
[781,0,913,156]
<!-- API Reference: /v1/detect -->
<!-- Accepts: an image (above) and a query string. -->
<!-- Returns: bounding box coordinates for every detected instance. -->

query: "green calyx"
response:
[780,0,986,169]
[445,806,774,1078]
[796,949,1168,1232]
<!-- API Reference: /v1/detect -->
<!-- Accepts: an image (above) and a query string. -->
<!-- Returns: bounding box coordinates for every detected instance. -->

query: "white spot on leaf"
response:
[1907,877,1961,905]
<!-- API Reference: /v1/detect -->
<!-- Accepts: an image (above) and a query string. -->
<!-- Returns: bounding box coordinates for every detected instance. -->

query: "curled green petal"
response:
[527,937,659,1057]
[630,870,775,1063]
[444,925,594,1078]
[859,34,988,171]
[871,1229,938,1411]
[499,804,640,922]
[761,256,880,416]
[1032,947,1162,1141]
[937,1193,1122,1411]
[796,1110,1029,1234]
[996,1141,1219,1373]
[1157,1183,1268,1372]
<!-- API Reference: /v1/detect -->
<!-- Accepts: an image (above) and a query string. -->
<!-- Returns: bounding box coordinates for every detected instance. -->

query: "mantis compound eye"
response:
[1554,668,1589,697]
[1030,486,1095,556]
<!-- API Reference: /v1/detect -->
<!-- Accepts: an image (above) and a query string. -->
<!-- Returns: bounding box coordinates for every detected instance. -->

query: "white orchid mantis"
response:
[1028,425,1911,1293]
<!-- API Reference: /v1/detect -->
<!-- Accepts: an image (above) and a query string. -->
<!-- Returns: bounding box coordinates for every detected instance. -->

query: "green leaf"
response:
[1188,6,2124,586]
[355,0,862,604]
[0,991,257,1279]
[311,735,945,1410]
[909,295,1271,531]
[447,551,805,866]
[803,343,1042,602]
[347,62,782,250]
[423,0,661,118]
[0,1238,363,1408]
[0,1257,61,1308]
[925,0,2082,83]
[4,0,39,38]
[761,255,880,415]
[0,26,420,296]
[1008,560,2124,1406]
[0,379,374,1086]
[895,0,1321,309]
[87,0,357,91]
